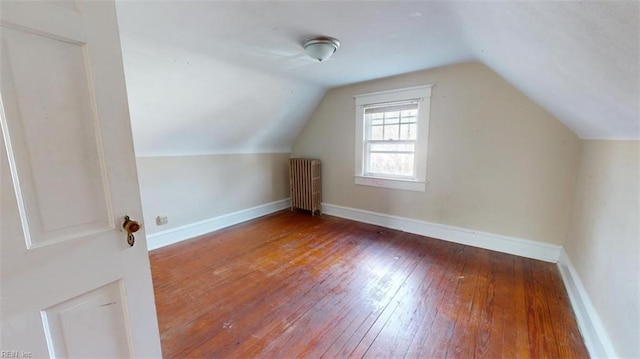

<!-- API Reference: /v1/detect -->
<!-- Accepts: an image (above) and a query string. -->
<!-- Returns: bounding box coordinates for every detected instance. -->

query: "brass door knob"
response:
[123,216,140,246]
[123,216,140,233]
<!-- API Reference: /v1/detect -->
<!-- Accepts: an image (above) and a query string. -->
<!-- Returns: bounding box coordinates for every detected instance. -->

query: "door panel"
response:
[0,1,162,357]
[2,26,111,247]
[42,280,131,358]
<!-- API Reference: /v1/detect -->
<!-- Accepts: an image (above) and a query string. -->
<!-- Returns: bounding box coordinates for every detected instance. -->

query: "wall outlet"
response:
[156,215,168,225]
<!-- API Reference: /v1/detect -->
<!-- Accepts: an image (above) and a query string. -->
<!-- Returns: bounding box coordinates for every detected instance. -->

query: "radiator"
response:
[289,158,322,216]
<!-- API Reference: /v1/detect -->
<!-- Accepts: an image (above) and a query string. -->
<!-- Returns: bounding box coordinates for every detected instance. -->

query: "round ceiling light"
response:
[303,36,340,62]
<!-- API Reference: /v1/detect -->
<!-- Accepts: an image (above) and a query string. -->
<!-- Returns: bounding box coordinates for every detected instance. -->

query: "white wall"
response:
[117,20,325,157]
[136,153,290,237]
[564,140,640,358]
[292,62,581,245]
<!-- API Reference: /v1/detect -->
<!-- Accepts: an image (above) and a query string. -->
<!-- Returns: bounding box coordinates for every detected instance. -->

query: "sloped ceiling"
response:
[116,1,639,156]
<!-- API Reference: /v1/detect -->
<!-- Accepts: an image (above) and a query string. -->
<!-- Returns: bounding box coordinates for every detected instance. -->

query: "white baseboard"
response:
[322,203,562,263]
[557,249,617,359]
[146,198,291,251]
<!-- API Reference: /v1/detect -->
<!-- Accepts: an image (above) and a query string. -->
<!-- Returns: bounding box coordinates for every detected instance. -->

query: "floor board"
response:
[149,211,588,358]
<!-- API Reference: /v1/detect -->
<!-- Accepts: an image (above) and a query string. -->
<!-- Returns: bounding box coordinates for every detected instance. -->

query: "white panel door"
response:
[0,1,162,357]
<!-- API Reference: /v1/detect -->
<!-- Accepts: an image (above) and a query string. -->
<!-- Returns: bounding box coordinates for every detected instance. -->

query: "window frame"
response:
[354,85,433,192]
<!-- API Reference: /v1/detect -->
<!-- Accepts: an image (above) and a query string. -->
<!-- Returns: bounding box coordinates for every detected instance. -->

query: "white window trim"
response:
[354,85,432,192]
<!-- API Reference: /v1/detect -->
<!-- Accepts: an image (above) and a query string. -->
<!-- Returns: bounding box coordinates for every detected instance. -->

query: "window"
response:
[364,101,418,178]
[354,85,432,191]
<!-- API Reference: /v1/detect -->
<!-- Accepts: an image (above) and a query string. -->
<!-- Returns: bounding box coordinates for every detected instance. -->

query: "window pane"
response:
[401,109,418,118]
[370,125,383,140]
[384,124,399,140]
[400,114,417,124]
[399,124,417,140]
[371,115,384,126]
[370,142,415,152]
[368,153,415,176]
[384,114,400,125]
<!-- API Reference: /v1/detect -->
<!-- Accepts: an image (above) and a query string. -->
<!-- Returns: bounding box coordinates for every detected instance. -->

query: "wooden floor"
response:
[150,211,588,358]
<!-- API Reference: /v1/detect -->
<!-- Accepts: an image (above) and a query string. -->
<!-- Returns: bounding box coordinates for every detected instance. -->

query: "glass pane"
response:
[401,109,418,118]
[370,142,415,152]
[400,114,417,124]
[371,113,384,125]
[368,153,415,176]
[370,125,383,140]
[399,124,417,140]
[384,124,399,140]
[384,114,400,125]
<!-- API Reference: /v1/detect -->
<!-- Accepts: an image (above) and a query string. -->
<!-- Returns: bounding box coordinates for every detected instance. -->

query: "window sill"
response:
[354,175,426,192]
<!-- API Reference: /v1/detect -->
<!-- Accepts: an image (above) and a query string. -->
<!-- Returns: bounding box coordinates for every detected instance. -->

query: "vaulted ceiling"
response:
[116,1,639,156]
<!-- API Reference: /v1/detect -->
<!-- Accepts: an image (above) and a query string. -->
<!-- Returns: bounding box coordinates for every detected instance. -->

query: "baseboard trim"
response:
[146,198,291,251]
[322,203,562,263]
[557,249,617,358]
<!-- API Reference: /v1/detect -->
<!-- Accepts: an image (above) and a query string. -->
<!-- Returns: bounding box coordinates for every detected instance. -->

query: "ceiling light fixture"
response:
[303,36,340,62]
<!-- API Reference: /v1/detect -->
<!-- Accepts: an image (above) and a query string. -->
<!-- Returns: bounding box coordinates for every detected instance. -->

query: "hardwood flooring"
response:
[149,211,588,358]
